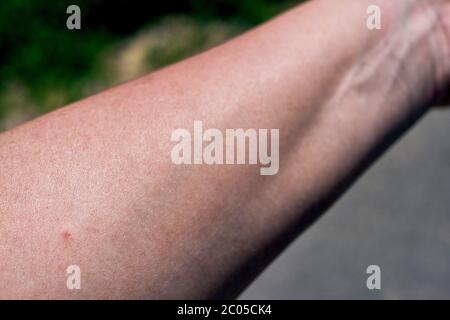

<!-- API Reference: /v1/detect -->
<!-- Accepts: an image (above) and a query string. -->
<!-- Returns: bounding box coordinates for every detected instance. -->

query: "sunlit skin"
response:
[0,0,449,298]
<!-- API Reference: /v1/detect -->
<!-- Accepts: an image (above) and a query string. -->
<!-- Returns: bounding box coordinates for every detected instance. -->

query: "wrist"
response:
[385,0,449,102]
[332,0,450,111]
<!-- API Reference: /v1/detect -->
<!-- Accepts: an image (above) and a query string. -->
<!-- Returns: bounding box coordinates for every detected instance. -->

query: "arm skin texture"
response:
[0,0,449,299]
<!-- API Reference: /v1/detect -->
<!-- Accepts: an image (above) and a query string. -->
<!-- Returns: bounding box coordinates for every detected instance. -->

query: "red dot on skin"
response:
[62,231,72,241]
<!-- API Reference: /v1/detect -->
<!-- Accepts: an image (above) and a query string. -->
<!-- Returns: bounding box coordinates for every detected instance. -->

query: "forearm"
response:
[0,0,448,299]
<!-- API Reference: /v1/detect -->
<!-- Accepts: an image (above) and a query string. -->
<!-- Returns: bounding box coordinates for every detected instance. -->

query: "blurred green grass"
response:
[0,0,296,130]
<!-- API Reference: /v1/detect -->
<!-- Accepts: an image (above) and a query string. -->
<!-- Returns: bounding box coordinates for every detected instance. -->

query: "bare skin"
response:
[0,0,449,299]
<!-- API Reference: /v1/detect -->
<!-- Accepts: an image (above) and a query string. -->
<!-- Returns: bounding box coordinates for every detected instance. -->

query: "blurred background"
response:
[0,0,296,130]
[1,0,450,299]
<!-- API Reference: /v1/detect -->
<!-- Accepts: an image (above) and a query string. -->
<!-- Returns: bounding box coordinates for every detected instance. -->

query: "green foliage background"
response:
[0,0,296,129]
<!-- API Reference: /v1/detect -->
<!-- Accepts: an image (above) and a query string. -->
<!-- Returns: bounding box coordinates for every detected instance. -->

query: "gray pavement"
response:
[241,109,450,299]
